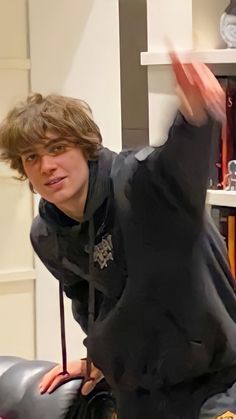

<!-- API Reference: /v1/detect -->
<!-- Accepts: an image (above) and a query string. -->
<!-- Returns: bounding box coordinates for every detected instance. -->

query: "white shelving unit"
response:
[143,1,236,209]
[0,0,35,360]
[206,190,236,208]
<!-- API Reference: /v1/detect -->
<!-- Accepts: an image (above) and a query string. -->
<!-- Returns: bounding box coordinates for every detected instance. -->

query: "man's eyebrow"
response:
[21,138,67,154]
[44,138,68,147]
[21,147,37,155]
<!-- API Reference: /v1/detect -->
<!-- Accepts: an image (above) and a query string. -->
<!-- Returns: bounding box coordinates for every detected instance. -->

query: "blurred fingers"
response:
[39,365,61,394]
[169,50,192,89]
[46,372,70,394]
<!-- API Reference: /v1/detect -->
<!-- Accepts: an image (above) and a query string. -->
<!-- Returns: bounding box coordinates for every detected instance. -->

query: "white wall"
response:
[29,0,122,362]
[29,0,122,152]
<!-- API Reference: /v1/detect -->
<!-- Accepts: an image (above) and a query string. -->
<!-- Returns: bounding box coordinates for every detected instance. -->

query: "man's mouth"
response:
[45,177,66,186]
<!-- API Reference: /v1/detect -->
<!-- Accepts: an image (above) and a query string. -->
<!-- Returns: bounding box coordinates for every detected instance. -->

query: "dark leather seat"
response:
[0,356,116,419]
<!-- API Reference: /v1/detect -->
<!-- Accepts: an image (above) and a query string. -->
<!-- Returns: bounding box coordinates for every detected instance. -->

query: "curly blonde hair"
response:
[0,93,102,180]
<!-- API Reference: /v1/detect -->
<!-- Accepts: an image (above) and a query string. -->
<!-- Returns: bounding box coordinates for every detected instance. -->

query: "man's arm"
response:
[84,54,226,392]
[147,112,214,222]
[159,52,224,212]
[128,55,224,250]
[142,53,225,238]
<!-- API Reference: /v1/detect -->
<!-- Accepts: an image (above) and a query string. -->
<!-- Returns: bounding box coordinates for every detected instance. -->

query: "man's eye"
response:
[25,154,37,163]
[50,144,66,154]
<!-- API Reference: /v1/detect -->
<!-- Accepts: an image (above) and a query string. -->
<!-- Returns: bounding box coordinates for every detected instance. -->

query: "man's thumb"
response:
[81,369,103,396]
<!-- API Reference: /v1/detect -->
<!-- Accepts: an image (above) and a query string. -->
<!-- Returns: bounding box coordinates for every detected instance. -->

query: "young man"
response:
[0,53,234,419]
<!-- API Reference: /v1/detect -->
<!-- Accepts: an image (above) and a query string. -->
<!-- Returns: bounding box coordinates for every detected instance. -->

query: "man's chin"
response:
[40,192,67,206]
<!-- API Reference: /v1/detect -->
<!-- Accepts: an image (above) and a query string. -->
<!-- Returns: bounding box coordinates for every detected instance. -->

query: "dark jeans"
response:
[199,381,236,418]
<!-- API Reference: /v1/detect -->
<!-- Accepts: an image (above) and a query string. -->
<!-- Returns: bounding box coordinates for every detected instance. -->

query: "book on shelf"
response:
[211,207,236,278]
[208,76,236,191]
[209,75,236,276]
[228,215,236,277]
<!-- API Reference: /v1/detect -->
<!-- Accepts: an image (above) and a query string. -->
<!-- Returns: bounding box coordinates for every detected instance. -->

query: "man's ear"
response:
[29,181,36,193]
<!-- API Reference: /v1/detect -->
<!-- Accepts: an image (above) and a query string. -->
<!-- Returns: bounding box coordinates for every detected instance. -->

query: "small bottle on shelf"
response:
[220,0,236,48]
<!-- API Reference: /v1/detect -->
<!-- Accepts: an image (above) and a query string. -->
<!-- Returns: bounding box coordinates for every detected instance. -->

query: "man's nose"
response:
[40,154,57,173]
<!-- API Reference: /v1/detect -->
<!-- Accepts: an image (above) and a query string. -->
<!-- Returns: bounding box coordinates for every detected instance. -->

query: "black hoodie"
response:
[31,114,236,419]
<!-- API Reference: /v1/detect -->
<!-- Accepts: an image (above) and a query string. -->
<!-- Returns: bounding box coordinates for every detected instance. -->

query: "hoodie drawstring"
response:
[86,218,96,380]
[58,218,96,381]
[59,279,69,376]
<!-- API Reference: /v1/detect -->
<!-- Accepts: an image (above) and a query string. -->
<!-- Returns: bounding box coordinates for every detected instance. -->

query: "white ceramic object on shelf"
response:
[220,0,236,48]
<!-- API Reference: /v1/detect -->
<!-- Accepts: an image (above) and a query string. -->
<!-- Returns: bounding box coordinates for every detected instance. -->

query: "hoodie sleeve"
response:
[132,112,214,245]
[85,113,217,392]
[148,112,213,218]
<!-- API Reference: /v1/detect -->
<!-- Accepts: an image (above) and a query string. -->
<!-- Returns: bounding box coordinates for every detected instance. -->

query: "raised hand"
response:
[169,49,226,125]
[39,359,104,395]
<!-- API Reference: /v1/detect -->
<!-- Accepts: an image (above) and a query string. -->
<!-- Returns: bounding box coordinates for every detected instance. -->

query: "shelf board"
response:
[0,59,31,70]
[141,49,236,66]
[0,269,35,283]
[206,190,236,207]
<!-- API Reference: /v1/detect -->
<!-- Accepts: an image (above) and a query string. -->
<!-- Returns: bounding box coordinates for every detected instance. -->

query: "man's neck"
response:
[57,205,84,222]
[56,183,88,223]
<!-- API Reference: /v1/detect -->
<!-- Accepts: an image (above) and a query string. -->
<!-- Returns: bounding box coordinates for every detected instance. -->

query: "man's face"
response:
[21,134,89,208]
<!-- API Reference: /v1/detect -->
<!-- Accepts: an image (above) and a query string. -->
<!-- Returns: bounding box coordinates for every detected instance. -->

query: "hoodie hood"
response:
[38,147,117,227]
